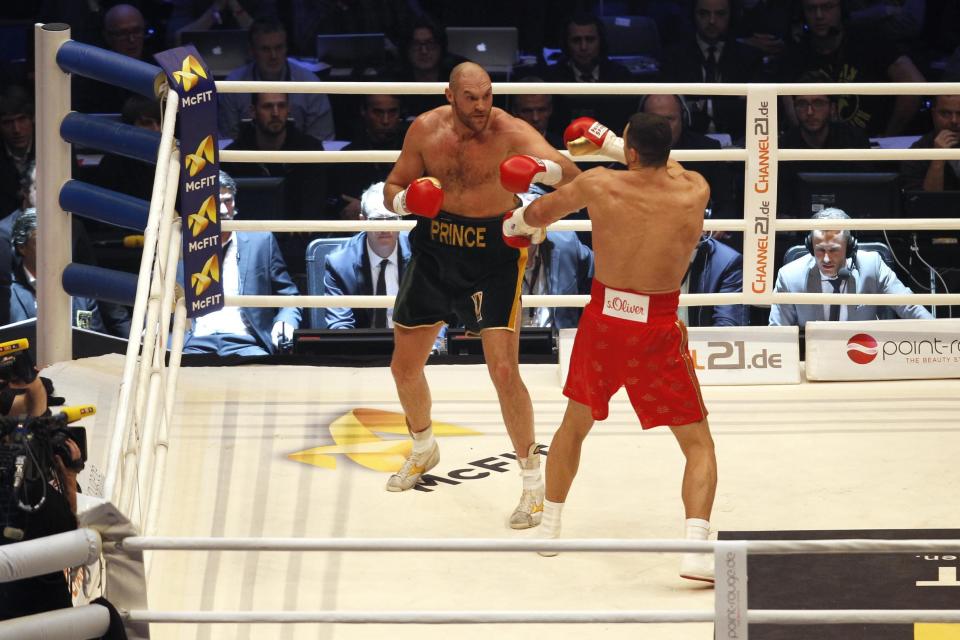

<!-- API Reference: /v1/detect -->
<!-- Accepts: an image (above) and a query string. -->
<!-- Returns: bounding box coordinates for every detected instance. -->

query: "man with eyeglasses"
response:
[778,71,872,218]
[74,4,153,113]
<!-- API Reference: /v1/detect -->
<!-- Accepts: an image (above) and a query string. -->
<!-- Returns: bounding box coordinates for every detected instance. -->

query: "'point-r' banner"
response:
[741,85,778,304]
[155,45,223,318]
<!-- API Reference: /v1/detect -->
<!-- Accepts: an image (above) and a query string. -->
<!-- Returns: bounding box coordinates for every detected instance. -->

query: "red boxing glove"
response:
[563,117,609,148]
[499,155,563,193]
[563,117,626,162]
[502,205,545,249]
[393,177,443,218]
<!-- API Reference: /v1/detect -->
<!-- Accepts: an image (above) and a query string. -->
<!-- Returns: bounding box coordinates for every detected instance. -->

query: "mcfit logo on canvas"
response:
[847,333,879,364]
[289,408,478,472]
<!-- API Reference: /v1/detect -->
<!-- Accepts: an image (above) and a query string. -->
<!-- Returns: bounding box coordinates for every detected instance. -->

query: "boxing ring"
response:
[3,21,960,640]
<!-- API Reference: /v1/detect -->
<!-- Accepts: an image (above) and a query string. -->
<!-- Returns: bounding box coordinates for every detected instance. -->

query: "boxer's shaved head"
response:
[449,62,489,89]
[446,62,493,133]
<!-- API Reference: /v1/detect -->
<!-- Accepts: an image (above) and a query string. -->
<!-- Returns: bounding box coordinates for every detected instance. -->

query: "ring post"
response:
[35,23,73,365]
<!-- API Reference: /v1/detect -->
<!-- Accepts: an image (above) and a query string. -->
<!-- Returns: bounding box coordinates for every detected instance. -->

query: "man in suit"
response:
[182,171,301,355]
[323,182,411,329]
[659,0,762,141]
[686,236,748,327]
[520,230,594,330]
[545,13,635,130]
[639,94,739,222]
[7,209,124,335]
[769,208,933,328]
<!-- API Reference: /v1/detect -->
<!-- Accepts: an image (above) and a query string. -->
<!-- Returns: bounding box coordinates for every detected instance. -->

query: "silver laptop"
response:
[316,33,386,67]
[178,29,249,77]
[446,27,518,73]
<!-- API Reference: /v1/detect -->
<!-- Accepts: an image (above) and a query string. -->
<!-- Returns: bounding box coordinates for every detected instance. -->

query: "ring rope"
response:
[224,291,960,308]
[221,218,960,234]
[117,536,960,553]
[217,148,959,164]
[121,609,960,625]
[214,80,960,96]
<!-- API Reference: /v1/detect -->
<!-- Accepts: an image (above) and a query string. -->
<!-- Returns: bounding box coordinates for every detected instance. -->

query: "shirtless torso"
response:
[385,106,576,218]
[527,159,710,291]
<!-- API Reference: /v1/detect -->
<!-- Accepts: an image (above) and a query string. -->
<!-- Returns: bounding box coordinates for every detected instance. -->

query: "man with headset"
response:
[639,94,739,222]
[769,208,933,327]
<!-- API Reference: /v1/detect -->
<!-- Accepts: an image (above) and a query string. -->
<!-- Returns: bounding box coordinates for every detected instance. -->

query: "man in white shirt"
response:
[323,182,411,330]
[183,171,301,355]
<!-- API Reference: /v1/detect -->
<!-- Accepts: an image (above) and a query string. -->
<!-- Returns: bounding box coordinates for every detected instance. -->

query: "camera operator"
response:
[0,341,84,620]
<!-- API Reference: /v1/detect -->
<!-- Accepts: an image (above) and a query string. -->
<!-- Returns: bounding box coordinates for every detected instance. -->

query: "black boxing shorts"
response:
[393,210,527,333]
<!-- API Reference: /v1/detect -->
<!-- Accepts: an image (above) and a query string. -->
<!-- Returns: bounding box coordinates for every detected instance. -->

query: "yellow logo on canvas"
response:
[185,135,215,177]
[288,408,478,472]
[190,253,220,296]
[188,195,218,236]
[172,55,207,92]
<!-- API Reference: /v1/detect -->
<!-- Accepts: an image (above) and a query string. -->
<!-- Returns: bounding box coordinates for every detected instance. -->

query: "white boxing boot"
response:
[386,424,439,492]
[509,443,545,529]
[679,518,715,583]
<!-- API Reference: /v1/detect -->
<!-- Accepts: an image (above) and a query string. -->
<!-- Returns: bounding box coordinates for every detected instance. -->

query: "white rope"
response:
[118,536,960,554]
[220,219,749,233]
[122,609,960,625]
[221,217,957,234]
[214,80,960,97]
[218,148,750,163]
[222,291,960,308]
[779,148,960,161]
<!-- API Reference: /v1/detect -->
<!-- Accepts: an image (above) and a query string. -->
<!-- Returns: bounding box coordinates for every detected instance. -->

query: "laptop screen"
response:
[178,30,249,77]
[445,27,518,70]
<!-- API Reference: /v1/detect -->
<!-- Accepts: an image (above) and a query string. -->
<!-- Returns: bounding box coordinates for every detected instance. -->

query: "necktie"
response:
[704,46,718,83]
[828,278,843,322]
[372,258,388,328]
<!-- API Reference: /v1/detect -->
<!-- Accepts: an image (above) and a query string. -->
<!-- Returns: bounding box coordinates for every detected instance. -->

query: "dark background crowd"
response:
[1,0,959,339]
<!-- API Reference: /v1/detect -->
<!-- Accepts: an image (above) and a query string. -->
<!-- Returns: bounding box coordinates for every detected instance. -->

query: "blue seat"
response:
[305,236,351,328]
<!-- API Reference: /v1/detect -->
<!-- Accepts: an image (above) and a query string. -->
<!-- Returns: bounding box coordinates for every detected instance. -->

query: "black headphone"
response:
[805,209,857,259]
[637,94,693,128]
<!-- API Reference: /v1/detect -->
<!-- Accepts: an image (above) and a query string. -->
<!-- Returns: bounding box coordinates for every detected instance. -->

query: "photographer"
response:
[0,341,84,620]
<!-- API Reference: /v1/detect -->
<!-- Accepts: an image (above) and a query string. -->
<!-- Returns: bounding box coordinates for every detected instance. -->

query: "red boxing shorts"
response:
[563,279,707,427]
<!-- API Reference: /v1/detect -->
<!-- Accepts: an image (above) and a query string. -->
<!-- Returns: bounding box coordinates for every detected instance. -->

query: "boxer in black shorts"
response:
[394,211,527,333]
[380,63,579,529]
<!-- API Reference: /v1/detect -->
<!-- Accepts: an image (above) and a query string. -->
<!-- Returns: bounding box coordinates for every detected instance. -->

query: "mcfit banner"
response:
[155,46,223,318]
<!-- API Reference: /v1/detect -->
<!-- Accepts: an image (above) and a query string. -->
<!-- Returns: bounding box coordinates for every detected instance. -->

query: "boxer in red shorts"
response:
[501,112,718,583]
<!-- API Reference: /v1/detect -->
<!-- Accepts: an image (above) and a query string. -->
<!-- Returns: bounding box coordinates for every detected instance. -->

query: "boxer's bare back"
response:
[526,159,710,292]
